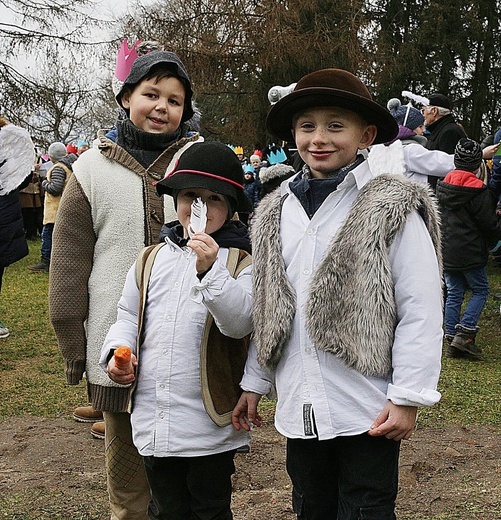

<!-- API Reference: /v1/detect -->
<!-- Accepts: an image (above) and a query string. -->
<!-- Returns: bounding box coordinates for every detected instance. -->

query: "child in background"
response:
[28,142,76,272]
[233,69,443,519]
[437,138,501,358]
[49,50,201,519]
[241,164,259,223]
[101,141,264,520]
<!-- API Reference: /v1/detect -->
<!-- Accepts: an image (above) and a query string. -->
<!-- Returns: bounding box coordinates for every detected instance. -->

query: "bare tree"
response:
[0,0,120,143]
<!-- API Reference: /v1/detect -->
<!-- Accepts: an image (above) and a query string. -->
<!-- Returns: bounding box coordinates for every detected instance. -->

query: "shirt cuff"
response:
[387,383,441,407]
[240,373,274,397]
[190,258,226,303]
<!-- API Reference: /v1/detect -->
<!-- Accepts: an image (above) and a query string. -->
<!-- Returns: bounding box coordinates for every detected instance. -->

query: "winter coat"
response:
[42,154,77,224]
[425,114,466,155]
[243,175,259,210]
[0,189,29,267]
[0,124,35,267]
[437,169,501,270]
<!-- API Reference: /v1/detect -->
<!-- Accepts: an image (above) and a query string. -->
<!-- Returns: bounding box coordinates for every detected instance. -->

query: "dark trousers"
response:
[143,450,236,520]
[287,434,400,520]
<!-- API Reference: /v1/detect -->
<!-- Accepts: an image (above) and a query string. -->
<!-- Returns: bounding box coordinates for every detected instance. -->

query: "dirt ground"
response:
[0,416,499,519]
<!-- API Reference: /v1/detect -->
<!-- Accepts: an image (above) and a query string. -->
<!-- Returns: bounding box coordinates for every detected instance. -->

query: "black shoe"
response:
[444,334,464,358]
[28,259,50,272]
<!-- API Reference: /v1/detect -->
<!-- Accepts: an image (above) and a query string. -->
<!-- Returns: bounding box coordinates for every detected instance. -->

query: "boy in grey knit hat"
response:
[49,50,202,519]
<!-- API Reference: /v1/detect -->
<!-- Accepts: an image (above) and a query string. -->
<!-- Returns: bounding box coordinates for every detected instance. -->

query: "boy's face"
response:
[177,188,229,235]
[121,76,185,134]
[292,106,377,178]
[250,157,261,168]
[413,124,426,136]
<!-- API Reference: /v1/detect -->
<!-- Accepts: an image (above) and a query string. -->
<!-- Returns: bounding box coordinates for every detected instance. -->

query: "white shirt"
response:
[242,162,443,440]
[402,142,454,184]
[100,241,254,456]
[369,139,454,184]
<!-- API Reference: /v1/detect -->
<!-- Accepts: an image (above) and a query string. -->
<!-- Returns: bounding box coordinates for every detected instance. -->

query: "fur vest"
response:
[252,173,442,378]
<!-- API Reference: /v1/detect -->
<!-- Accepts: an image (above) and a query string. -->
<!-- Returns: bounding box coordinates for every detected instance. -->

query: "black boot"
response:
[451,325,482,358]
[444,334,464,358]
[28,257,50,272]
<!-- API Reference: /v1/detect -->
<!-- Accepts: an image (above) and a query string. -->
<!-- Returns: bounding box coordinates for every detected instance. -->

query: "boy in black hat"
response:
[49,51,202,518]
[101,141,268,520]
[233,69,444,519]
[437,138,501,359]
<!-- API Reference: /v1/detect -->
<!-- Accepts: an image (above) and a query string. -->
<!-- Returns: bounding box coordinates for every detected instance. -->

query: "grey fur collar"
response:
[252,174,442,377]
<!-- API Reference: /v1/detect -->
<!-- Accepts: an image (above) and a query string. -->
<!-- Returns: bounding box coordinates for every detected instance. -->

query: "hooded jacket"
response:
[437,170,501,270]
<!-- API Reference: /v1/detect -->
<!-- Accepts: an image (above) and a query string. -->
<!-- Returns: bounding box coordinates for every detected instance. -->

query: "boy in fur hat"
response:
[49,51,202,519]
[100,141,262,519]
[233,69,443,519]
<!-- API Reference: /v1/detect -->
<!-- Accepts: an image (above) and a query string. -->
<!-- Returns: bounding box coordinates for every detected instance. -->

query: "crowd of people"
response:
[1,42,501,520]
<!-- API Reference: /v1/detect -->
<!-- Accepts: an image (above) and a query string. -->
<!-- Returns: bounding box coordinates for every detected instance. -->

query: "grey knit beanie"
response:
[387,98,424,131]
[454,138,483,171]
[116,51,194,122]
[48,142,67,162]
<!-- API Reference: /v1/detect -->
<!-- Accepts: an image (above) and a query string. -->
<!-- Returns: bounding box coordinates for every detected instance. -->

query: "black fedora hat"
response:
[267,68,398,145]
[156,142,252,212]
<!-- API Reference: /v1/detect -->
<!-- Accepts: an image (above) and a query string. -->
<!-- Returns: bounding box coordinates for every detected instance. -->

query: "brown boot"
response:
[90,421,105,440]
[444,334,464,358]
[73,405,104,423]
[451,325,482,358]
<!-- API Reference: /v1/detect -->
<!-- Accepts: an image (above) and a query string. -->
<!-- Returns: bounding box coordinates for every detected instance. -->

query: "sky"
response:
[0,0,155,80]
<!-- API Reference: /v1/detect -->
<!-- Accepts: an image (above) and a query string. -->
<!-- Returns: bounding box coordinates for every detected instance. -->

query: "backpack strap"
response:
[135,243,165,348]
[126,243,164,412]
[200,247,252,427]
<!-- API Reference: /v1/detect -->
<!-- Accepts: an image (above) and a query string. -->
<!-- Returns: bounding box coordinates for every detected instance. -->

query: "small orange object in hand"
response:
[114,346,132,370]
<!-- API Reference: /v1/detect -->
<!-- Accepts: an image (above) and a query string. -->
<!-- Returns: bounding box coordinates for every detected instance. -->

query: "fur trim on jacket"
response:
[252,174,442,377]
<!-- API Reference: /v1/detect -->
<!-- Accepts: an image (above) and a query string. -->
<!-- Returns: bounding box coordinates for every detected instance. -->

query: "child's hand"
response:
[368,401,417,441]
[107,352,137,386]
[232,391,263,431]
[188,232,219,274]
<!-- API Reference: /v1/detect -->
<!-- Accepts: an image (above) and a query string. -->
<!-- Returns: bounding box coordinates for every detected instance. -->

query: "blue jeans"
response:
[286,434,400,519]
[444,267,489,335]
[40,223,54,261]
